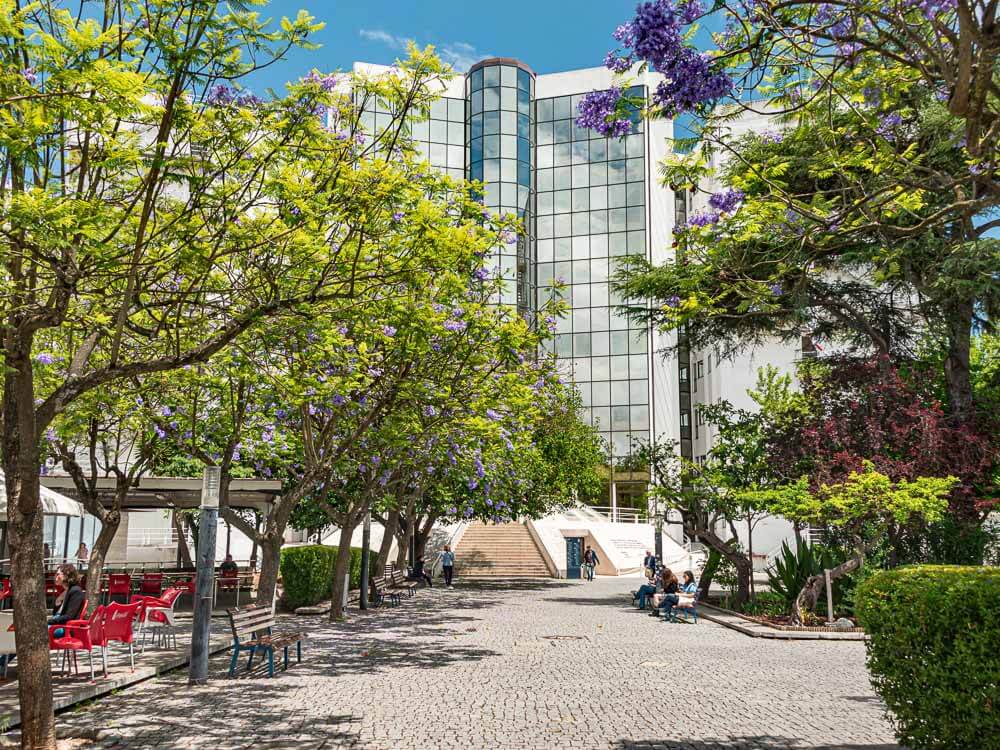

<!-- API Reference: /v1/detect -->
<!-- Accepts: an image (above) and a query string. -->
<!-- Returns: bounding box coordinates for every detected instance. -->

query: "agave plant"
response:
[766,536,841,612]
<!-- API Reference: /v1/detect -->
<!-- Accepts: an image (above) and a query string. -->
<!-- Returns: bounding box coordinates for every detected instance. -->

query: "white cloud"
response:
[438,41,491,72]
[359,29,408,49]
[358,29,490,72]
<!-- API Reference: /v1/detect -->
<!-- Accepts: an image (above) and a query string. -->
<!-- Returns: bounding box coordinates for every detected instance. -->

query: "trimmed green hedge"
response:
[856,565,1000,749]
[279,545,366,609]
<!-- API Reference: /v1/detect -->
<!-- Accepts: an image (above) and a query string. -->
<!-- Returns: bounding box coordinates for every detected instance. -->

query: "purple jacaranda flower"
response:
[391,211,404,222]
[339,326,349,335]
[383,325,396,337]
[666,295,681,309]
[473,267,490,281]
[276,408,287,419]
[423,405,437,417]
[759,129,783,144]
[443,319,467,332]
[687,209,720,227]
[154,425,167,439]
[769,282,784,296]
[45,428,57,443]
[161,406,173,417]
[485,409,501,422]
[22,68,37,85]
[467,478,478,490]
[332,394,347,406]
[35,353,56,365]
[708,188,744,214]
[206,84,233,106]
[876,112,903,139]
[604,51,633,74]
[576,88,631,138]
[449,506,458,514]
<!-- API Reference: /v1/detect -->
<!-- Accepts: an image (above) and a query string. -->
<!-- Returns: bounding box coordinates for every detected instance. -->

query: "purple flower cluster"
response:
[205,84,260,108]
[576,88,632,138]
[665,295,681,309]
[759,129,783,144]
[22,68,37,85]
[35,353,56,365]
[391,211,404,222]
[708,187,744,214]
[473,267,490,281]
[768,282,784,296]
[876,112,903,139]
[604,0,730,118]
[383,325,396,337]
[687,209,720,227]
[303,71,339,91]
[902,0,957,19]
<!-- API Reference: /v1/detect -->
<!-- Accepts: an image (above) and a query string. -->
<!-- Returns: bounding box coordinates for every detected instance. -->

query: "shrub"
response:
[856,565,1000,749]
[742,590,787,617]
[279,545,366,609]
[766,537,842,612]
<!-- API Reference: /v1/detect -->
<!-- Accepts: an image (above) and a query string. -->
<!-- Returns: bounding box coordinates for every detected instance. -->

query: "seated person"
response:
[635,575,660,610]
[651,568,679,616]
[48,564,86,638]
[661,569,697,618]
[219,554,239,577]
[412,556,433,587]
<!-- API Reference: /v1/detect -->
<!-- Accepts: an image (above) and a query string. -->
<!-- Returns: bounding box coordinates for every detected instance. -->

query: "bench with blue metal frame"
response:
[226,604,305,678]
[664,590,700,624]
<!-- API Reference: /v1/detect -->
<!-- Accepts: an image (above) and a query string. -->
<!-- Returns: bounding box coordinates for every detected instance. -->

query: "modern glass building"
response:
[356,59,680,492]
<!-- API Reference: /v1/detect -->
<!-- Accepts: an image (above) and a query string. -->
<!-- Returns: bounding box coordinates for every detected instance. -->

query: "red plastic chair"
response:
[49,603,101,680]
[139,573,163,597]
[130,588,183,650]
[107,574,131,604]
[101,600,142,671]
[0,579,10,611]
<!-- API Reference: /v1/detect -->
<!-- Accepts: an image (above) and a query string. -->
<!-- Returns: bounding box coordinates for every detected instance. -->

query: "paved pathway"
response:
[43,577,898,749]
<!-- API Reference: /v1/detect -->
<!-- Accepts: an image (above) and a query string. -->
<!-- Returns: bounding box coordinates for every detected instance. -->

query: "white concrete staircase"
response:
[454,521,552,578]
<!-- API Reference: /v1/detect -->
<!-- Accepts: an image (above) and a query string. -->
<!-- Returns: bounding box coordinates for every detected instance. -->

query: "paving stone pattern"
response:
[52,577,899,750]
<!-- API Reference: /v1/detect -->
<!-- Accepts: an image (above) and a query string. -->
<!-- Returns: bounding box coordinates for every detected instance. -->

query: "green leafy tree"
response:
[744,464,955,622]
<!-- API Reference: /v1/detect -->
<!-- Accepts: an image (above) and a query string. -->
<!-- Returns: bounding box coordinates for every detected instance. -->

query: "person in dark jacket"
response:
[49,564,86,638]
[642,550,657,578]
[583,546,600,581]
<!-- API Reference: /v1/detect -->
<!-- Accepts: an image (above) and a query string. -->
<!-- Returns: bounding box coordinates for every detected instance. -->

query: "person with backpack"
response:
[583,545,599,581]
[440,545,455,587]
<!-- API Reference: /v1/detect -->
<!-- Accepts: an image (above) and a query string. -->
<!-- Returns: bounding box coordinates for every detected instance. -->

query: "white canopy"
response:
[0,471,85,521]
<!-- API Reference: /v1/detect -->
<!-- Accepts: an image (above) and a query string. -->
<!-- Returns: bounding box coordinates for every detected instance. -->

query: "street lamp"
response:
[189,466,220,685]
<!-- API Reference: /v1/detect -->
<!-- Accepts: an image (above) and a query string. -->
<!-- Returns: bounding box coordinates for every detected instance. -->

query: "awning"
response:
[0,470,86,521]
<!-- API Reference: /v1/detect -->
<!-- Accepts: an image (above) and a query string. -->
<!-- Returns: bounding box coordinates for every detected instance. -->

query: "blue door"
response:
[566,537,582,579]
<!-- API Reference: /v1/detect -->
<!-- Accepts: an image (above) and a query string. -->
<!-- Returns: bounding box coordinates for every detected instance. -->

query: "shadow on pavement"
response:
[613,737,900,750]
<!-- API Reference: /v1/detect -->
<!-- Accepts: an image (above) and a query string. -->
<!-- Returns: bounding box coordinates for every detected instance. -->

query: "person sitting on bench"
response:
[650,568,679,616]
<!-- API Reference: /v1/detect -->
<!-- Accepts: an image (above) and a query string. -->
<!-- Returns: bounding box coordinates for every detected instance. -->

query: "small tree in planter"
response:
[744,464,955,623]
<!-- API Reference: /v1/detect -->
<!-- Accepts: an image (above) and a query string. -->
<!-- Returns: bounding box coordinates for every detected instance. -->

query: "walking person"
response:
[583,545,599,581]
[642,549,657,580]
[441,545,455,587]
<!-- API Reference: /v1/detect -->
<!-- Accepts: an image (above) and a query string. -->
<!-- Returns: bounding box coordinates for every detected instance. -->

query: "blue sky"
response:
[247,1,643,92]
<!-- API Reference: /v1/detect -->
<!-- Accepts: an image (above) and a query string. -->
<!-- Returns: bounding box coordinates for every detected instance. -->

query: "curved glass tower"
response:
[466,58,535,313]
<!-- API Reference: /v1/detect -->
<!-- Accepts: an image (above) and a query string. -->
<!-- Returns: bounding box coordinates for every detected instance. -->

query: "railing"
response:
[586,505,649,524]
[127,527,180,547]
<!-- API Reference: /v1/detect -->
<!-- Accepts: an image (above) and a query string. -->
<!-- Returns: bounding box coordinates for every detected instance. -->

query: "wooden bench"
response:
[371,575,401,607]
[389,568,418,597]
[226,604,305,677]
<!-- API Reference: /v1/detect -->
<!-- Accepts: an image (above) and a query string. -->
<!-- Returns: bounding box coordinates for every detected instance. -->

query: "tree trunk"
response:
[329,513,361,621]
[793,552,864,625]
[172,511,193,568]
[3,357,57,749]
[697,547,721,602]
[374,509,399,577]
[394,527,408,570]
[943,298,975,421]
[413,512,438,562]
[699,528,752,609]
[256,531,283,607]
[84,513,120,614]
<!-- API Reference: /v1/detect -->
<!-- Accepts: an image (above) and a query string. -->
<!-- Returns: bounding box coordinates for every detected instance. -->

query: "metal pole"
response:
[189,467,221,685]
[359,510,371,610]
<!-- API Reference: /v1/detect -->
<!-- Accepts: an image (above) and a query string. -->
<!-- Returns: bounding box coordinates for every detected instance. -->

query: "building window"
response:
[696,360,704,379]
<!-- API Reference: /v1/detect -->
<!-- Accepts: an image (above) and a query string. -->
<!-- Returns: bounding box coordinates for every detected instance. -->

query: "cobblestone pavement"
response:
[48,577,899,750]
